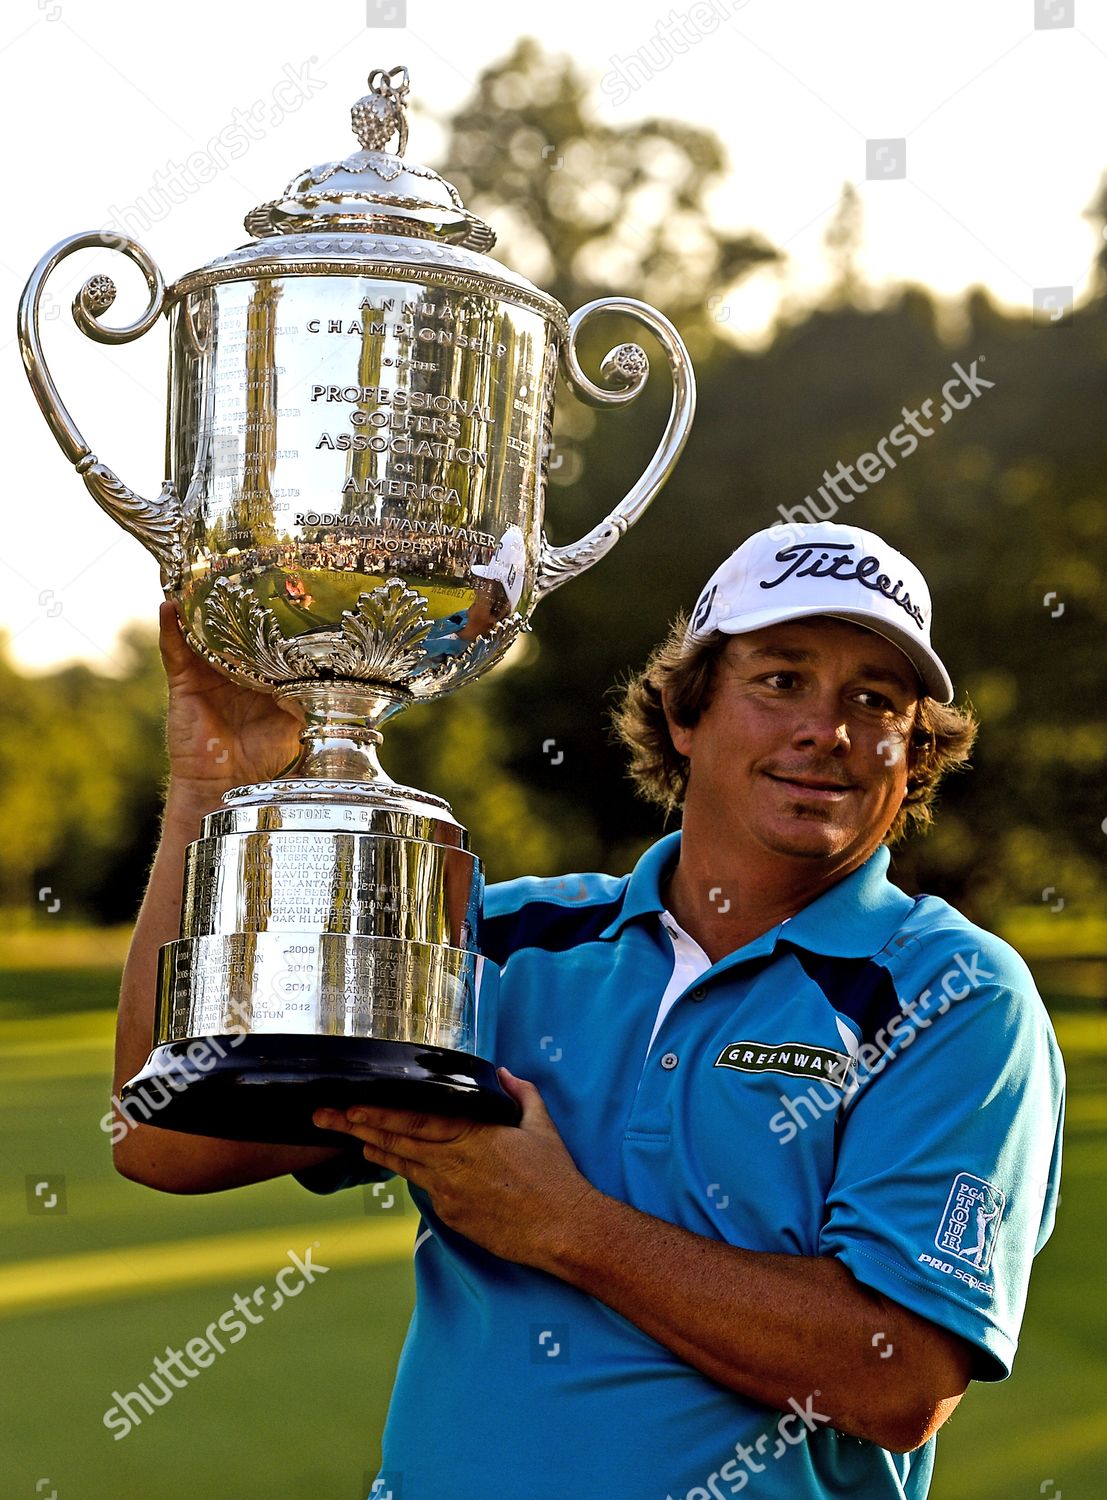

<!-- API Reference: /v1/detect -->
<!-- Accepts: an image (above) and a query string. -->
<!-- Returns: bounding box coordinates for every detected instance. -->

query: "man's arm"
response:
[111,780,347,1193]
[314,1075,974,1454]
[111,602,347,1193]
[537,1188,973,1454]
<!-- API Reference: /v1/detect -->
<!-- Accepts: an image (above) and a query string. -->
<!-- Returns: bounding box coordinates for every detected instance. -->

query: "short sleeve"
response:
[819,944,1065,1382]
[292,1149,394,1196]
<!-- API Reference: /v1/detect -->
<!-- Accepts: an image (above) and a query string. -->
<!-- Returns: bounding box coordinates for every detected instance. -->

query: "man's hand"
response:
[159,599,305,797]
[313,1068,596,1266]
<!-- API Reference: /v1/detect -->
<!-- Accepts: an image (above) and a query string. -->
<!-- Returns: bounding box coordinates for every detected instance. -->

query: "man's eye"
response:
[856,689,894,710]
[763,672,798,689]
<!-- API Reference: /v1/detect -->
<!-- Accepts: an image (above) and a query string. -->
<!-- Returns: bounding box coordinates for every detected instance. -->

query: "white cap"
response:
[686,522,953,702]
[472,525,526,611]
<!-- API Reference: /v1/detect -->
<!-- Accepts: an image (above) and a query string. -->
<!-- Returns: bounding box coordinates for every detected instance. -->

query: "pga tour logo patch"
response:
[935,1172,1006,1272]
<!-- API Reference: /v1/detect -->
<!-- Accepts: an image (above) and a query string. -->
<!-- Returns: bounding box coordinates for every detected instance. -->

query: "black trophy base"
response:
[119,1034,522,1145]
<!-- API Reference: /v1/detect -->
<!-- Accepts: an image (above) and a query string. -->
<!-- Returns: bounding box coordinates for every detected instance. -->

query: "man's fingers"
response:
[499,1068,550,1122]
[359,1142,423,1185]
[324,1105,465,1142]
[157,600,190,668]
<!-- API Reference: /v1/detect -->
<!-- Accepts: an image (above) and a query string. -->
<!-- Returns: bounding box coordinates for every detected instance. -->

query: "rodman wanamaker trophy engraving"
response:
[18,65,696,1143]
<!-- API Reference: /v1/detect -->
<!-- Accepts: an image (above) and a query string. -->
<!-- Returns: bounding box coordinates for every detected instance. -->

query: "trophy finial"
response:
[352,65,411,155]
[245,61,493,248]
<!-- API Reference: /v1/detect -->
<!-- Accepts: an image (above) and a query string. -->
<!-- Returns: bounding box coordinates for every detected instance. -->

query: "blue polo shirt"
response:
[296,832,1064,1500]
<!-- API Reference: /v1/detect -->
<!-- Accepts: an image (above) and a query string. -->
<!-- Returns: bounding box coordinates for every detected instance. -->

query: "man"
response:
[420,526,525,665]
[113,522,1064,1500]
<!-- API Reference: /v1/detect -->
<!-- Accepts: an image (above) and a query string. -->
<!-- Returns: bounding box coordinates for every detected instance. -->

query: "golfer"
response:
[114,521,1064,1500]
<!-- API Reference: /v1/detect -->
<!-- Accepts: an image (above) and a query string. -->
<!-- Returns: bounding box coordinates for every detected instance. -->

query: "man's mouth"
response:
[764,772,856,799]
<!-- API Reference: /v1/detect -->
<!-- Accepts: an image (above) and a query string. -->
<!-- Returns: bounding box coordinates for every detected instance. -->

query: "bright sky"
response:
[4,0,1105,671]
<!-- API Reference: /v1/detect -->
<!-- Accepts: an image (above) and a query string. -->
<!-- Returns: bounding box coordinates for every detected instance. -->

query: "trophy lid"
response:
[243,65,495,252]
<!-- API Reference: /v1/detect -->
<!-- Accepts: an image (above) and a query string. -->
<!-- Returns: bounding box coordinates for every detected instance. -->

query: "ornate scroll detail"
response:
[601,342,649,388]
[79,274,117,318]
[18,231,184,586]
[197,577,522,696]
[535,522,628,600]
[414,613,523,695]
[204,579,318,682]
[328,579,433,681]
[75,460,183,585]
[535,296,696,604]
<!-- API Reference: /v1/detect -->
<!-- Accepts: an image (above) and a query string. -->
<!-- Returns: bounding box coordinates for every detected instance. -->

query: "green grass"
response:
[0,972,1101,1499]
[0,971,414,1500]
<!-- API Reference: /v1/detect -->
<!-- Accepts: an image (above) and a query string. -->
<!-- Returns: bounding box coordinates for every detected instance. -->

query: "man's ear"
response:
[662,686,694,759]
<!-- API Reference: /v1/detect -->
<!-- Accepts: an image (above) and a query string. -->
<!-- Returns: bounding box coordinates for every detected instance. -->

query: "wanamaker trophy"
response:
[18,65,696,1143]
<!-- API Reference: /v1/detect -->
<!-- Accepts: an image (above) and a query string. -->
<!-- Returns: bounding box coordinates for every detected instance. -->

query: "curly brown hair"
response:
[611,613,978,845]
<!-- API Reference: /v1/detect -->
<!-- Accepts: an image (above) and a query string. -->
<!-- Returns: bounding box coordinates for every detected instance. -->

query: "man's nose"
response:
[790,706,851,752]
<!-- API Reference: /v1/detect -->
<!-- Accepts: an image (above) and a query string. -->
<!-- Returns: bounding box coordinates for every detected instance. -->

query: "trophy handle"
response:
[18,231,183,584]
[534,296,696,602]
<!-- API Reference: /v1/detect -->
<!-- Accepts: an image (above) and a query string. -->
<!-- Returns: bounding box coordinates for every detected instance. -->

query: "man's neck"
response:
[662,838,875,965]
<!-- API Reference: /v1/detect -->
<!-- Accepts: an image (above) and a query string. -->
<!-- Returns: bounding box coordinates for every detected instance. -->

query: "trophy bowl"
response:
[18,65,696,1144]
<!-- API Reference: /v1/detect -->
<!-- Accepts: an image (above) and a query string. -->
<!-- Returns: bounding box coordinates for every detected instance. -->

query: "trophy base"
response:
[120,1034,522,1145]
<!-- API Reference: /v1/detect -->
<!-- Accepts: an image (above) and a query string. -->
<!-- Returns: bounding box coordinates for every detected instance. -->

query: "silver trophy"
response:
[18,65,695,1143]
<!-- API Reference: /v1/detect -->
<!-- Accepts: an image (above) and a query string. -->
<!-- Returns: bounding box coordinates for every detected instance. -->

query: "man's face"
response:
[459,578,510,640]
[665,617,922,868]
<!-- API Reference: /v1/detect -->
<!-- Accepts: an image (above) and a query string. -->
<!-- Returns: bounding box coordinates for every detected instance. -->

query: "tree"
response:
[441,37,778,352]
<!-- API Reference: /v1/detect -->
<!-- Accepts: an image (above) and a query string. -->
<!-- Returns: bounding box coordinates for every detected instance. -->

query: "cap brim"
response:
[704,603,954,703]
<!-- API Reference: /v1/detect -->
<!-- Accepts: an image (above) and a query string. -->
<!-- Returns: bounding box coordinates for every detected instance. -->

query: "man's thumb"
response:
[498,1067,546,1120]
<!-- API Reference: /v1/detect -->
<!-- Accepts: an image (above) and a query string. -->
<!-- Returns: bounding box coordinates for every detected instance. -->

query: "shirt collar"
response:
[599,831,913,959]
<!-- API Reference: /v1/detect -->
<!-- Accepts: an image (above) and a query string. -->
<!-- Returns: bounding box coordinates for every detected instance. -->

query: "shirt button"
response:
[690,986,707,1001]
[661,1052,679,1070]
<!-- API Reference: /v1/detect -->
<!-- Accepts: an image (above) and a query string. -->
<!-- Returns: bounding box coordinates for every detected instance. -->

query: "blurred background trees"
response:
[5,38,1104,937]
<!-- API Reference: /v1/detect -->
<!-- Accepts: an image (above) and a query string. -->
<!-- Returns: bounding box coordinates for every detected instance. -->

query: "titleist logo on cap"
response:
[758,541,927,630]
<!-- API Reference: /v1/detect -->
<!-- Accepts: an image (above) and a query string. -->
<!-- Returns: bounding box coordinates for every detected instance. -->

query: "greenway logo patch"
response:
[935,1172,1006,1271]
[714,1041,853,1085]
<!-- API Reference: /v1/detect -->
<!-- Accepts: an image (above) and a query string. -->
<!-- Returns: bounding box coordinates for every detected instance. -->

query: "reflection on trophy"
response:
[18,65,696,1143]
